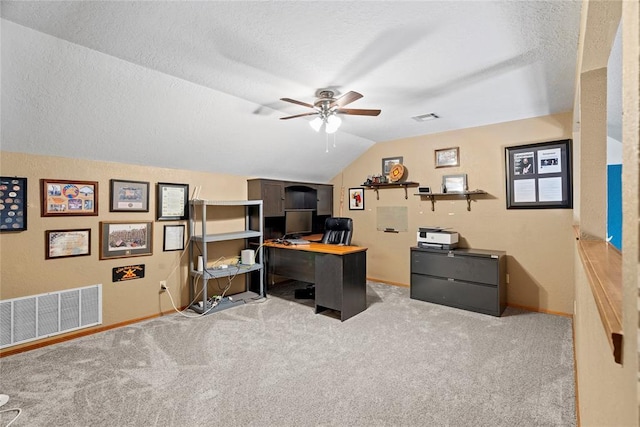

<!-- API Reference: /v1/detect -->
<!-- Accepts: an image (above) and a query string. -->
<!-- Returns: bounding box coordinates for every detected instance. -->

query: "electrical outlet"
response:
[160,280,167,291]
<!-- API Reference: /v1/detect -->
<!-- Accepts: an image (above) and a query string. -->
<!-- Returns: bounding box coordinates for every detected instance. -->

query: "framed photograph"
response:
[163,224,185,251]
[505,139,572,209]
[382,157,403,177]
[41,179,98,217]
[110,179,149,212]
[0,176,27,232]
[435,147,460,168]
[442,174,468,193]
[99,221,153,260]
[45,228,91,259]
[348,188,365,210]
[157,182,189,220]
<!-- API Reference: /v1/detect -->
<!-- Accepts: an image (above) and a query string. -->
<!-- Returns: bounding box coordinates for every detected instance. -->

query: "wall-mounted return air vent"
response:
[0,284,102,349]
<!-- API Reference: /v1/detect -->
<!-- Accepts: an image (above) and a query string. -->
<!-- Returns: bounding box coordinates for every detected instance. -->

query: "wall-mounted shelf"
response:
[415,190,488,211]
[363,181,419,200]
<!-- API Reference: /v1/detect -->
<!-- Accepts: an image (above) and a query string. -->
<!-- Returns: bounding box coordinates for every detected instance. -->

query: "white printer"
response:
[417,227,459,249]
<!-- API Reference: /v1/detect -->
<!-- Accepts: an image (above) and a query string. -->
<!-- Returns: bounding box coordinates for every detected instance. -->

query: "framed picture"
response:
[382,157,403,177]
[41,179,98,217]
[110,179,149,212]
[442,174,468,193]
[505,139,572,209]
[348,188,365,210]
[0,176,27,232]
[45,228,91,259]
[99,221,153,260]
[163,224,185,251]
[157,182,189,220]
[435,147,460,168]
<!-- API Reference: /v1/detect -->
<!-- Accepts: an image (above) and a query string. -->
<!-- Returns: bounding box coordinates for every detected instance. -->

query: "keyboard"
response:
[285,239,311,245]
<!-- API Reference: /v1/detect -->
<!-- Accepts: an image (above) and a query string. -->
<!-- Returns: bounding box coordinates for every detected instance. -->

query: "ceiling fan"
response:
[280,90,381,133]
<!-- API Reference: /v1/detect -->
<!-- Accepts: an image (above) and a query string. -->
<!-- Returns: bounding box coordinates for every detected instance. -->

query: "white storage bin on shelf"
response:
[188,199,263,314]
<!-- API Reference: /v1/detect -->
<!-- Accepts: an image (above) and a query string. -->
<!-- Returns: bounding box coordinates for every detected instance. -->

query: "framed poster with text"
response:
[505,139,572,209]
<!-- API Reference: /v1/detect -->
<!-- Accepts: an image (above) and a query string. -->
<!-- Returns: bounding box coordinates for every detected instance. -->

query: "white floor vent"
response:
[0,284,102,349]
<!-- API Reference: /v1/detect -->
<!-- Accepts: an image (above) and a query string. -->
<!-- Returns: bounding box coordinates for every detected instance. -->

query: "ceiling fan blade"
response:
[280,98,315,109]
[329,91,363,108]
[280,112,319,120]
[337,108,381,116]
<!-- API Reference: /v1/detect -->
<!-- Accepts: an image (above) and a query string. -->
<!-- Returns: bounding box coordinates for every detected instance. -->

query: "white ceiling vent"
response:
[412,113,439,122]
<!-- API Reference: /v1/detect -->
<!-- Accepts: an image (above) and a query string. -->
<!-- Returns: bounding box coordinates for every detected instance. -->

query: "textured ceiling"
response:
[1,1,582,182]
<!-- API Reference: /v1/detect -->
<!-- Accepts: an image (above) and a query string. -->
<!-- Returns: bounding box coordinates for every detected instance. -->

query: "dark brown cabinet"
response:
[316,185,333,216]
[247,179,334,239]
[248,179,284,217]
[410,247,507,316]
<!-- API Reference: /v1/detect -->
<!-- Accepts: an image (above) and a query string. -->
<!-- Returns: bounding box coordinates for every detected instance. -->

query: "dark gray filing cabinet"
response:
[410,247,507,316]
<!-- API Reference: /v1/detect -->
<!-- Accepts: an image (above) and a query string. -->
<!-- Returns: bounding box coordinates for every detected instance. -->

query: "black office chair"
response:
[294,217,353,299]
[320,217,353,246]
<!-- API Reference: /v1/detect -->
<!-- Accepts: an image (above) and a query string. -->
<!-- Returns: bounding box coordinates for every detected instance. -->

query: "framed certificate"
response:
[163,224,185,251]
[45,228,91,259]
[157,182,189,220]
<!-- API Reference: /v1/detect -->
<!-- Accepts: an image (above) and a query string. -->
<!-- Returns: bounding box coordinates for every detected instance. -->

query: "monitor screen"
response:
[285,210,312,236]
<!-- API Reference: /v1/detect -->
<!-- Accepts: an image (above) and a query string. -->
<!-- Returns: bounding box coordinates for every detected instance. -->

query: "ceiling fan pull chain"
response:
[333,133,336,149]
[325,132,329,153]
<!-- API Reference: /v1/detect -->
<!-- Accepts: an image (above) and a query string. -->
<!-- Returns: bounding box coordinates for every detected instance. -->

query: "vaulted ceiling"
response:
[1,1,582,182]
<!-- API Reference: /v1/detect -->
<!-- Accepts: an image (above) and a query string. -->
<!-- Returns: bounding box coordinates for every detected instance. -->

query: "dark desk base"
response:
[266,246,367,321]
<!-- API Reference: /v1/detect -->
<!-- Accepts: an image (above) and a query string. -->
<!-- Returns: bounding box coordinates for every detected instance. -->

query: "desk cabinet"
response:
[265,244,367,321]
[410,247,506,316]
[315,251,367,321]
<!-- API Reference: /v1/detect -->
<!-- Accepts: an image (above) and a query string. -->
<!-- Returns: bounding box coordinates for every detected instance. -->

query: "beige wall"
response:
[0,152,250,350]
[332,112,575,314]
[572,0,638,425]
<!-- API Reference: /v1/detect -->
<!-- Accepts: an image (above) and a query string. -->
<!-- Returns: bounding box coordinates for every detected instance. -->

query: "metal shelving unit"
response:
[188,199,264,314]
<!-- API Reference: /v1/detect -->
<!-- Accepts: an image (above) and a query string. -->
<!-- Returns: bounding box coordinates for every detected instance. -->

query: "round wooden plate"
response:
[389,163,405,182]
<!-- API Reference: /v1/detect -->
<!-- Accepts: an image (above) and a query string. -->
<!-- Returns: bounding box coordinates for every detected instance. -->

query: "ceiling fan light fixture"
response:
[325,114,342,134]
[309,116,323,132]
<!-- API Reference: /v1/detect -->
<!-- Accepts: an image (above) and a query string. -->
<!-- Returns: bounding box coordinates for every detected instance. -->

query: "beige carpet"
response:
[0,281,575,426]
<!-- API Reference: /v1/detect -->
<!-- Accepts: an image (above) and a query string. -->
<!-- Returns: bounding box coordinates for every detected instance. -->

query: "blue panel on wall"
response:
[607,164,622,250]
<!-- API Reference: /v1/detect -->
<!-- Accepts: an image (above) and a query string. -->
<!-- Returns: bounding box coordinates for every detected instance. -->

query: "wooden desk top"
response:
[264,240,367,255]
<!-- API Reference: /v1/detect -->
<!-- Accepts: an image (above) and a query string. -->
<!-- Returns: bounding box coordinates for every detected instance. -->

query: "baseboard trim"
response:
[0,307,185,358]
[507,303,573,318]
[367,277,409,288]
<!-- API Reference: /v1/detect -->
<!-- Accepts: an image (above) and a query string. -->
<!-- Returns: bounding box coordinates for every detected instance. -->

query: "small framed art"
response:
[435,147,460,168]
[349,188,365,210]
[110,179,150,212]
[0,176,27,231]
[382,157,403,177]
[157,182,189,220]
[45,228,91,259]
[442,174,468,193]
[41,179,98,217]
[99,221,153,260]
[163,224,185,251]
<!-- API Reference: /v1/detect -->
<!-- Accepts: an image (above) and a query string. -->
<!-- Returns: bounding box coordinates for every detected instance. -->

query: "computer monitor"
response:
[284,210,312,237]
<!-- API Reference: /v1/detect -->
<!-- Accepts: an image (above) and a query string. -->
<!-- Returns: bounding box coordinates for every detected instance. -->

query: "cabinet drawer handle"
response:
[448,278,454,282]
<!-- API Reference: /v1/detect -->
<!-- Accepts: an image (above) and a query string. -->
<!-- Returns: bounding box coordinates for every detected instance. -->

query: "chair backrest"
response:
[321,217,353,245]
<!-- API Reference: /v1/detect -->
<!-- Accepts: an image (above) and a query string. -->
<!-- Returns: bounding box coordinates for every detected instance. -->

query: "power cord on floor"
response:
[0,394,21,427]
[0,408,21,427]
